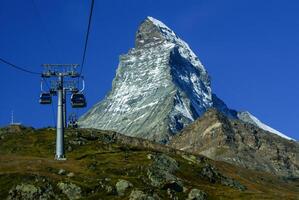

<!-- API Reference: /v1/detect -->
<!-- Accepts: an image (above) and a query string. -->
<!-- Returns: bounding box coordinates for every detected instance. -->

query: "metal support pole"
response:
[55,75,65,160]
[41,64,82,160]
[63,88,67,128]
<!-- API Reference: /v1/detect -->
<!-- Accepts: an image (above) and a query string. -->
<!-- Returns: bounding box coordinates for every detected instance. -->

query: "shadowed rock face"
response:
[79,17,235,143]
[170,109,299,177]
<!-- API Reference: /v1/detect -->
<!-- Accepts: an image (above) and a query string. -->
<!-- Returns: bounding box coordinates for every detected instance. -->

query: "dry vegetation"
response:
[0,126,298,199]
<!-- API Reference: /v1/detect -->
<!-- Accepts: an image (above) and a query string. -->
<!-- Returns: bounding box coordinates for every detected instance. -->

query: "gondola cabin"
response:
[71,93,87,108]
[39,92,52,104]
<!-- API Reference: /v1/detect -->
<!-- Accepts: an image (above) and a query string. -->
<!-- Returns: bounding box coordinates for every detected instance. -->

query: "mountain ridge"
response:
[169,109,299,177]
[237,111,294,140]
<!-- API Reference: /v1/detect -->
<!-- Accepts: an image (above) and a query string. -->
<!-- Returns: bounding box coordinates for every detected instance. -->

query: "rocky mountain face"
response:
[79,17,236,143]
[78,16,297,178]
[169,109,299,177]
[237,111,294,140]
[79,16,292,143]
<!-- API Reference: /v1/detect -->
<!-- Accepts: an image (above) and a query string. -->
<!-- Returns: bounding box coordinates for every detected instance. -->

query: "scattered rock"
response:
[57,182,81,200]
[167,188,178,200]
[8,184,40,200]
[69,137,87,146]
[129,189,156,200]
[67,145,73,152]
[115,179,133,196]
[183,187,188,193]
[221,176,246,191]
[147,154,153,159]
[104,177,111,182]
[7,183,57,200]
[200,164,219,183]
[162,181,183,192]
[147,154,180,187]
[104,185,115,194]
[67,172,75,177]
[97,179,116,195]
[187,189,207,200]
[58,169,66,175]
[199,163,246,191]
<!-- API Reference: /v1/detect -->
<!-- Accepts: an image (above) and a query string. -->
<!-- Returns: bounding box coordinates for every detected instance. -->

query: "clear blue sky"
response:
[0,0,298,140]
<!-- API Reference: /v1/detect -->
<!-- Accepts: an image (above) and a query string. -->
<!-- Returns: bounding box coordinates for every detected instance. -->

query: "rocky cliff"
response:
[169,109,299,177]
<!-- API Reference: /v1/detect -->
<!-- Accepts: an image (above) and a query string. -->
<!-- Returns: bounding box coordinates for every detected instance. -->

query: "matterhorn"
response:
[79,17,292,143]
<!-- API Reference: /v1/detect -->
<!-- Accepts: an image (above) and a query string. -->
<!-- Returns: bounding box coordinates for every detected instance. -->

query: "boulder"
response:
[57,182,81,200]
[58,169,66,175]
[115,179,133,196]
[129,190,155,200]
[147,154,181,187]
[187,189,207,200]
[7,183,57,200]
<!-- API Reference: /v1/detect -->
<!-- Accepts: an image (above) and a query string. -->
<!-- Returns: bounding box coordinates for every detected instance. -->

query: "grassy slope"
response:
[0,127,298,200]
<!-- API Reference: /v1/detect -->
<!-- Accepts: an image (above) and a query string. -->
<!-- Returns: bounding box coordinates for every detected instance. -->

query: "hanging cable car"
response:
[71,93,87,108]
[39,92,52,104]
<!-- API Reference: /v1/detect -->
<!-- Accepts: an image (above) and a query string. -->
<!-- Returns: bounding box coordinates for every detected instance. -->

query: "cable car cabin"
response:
[39,93,52,104]
[71,93,86,108]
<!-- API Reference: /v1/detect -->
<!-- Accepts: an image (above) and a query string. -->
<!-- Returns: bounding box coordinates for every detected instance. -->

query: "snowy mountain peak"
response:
[136,17,206,73]
[80,17,218,142]
[237,111,294,140]
[136,16,177,46]
[79,17,293,143]
[146,16,173,32]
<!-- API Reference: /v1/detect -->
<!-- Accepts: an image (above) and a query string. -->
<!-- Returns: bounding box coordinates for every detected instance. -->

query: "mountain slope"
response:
[169,109,299,177]
[238,111,294,140]
[0,126,298,199]
[79,16,236,143]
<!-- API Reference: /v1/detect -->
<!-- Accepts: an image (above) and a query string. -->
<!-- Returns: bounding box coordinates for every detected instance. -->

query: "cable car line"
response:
[0,57,40,75]
[2,1,93,139]
[79,0,95,76]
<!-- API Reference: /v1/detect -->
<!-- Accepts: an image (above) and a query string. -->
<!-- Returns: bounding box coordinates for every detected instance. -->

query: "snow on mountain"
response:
[79,16,225,143]
[237,111,294,140]
[79,16,293,143]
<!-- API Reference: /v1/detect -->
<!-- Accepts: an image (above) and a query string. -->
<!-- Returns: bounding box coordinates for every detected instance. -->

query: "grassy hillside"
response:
[0,126,298,199]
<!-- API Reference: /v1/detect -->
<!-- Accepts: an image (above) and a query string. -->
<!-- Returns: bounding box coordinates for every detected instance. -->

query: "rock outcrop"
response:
[170,109,299,177]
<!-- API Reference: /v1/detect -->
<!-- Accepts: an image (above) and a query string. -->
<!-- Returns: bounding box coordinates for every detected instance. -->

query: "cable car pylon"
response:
[39,64,87,160]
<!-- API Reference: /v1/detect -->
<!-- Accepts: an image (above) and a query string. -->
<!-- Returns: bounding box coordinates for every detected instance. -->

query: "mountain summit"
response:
[79,16,235,142]
[79,17,292,143]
